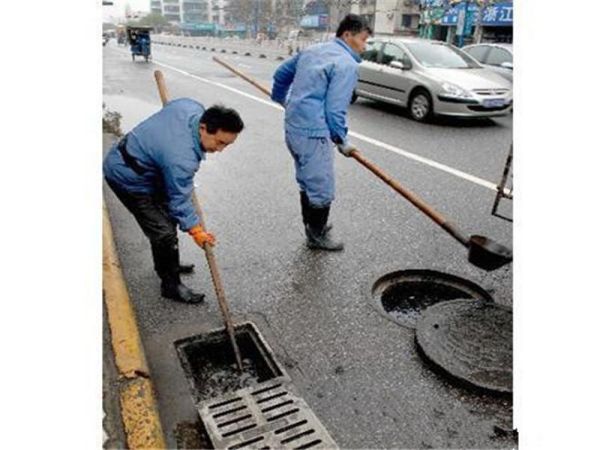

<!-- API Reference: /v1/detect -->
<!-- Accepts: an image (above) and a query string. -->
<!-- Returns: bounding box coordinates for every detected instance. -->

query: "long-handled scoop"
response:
[212,56,513,271]
[154,70,244,371]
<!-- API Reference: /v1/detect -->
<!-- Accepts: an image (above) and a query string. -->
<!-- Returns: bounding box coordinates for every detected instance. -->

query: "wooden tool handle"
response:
[349,150,469,246]
[154,70,170,106]
[153,70,244,371]
[213,56,272,97]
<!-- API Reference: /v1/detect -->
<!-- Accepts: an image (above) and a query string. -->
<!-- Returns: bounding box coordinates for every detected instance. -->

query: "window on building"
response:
[361,40,383,62]
[381,43,407,66]
[486,47,512,66]
[401,15,412,28]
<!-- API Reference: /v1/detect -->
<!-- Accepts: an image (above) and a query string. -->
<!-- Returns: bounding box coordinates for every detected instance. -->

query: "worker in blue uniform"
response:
[271,14,371,251]
[104,99,244,303]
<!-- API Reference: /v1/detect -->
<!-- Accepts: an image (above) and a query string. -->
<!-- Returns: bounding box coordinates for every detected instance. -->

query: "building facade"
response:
[373,0,421,35]
[418,0,513,45]
[148,0,225,25]
[324,0,420,36]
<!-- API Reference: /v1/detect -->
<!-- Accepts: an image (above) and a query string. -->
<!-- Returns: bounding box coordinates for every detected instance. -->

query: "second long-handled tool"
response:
[212,56,512,271]
[154,70,244,371]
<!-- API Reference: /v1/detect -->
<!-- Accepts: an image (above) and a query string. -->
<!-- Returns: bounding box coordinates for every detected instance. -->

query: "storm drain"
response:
[372,270,493,329]
[176,322,338,449]
[199,379,338,449]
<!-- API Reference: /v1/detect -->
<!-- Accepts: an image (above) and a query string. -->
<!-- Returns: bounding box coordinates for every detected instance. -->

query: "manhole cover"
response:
[372,270,493,329]
[415,299,512,394]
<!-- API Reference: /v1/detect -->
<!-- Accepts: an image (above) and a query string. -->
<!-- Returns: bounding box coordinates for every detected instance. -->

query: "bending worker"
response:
[271,14,371,251]
[104,99,244,304]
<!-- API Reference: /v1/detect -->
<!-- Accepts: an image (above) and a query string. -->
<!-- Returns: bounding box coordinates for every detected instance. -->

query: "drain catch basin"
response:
[175,322,285,404]
[176,322,338,449]
[372,270,493,329]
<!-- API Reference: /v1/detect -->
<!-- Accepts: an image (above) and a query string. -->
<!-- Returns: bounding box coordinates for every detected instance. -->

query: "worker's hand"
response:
[336,142,357,157]
[188,224,216,247]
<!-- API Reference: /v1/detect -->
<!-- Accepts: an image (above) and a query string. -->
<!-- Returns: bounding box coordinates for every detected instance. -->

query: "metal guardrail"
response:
[152,35,322,60]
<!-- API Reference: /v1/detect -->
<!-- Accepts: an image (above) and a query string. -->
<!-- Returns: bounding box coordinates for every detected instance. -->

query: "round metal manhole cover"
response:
[415,299,512,394]
[372,270,493,329]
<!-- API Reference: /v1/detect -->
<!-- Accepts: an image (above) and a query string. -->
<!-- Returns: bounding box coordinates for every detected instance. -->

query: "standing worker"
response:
[271,14,371,251]
[104,99,244,303]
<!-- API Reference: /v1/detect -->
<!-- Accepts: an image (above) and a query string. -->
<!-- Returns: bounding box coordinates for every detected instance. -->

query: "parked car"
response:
[462,43,513,82]
[353,37,513,122]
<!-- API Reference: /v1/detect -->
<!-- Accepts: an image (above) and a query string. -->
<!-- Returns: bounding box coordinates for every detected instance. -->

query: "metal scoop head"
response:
[468,235,513,271]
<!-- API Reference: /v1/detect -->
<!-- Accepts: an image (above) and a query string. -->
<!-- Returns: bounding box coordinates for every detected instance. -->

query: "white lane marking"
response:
[134,54,508,194]
[348,131,505,192]
[153,60,281,110]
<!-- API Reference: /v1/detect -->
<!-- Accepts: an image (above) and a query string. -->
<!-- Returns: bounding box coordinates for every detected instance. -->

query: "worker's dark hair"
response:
[336,14,372,38]
[200,105,244,134]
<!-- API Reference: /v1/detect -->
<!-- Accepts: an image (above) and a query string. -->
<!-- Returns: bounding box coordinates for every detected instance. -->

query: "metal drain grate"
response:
[199,379,338,449]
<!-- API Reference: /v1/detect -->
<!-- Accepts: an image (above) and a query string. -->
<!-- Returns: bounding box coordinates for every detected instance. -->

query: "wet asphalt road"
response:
[103,41,514,449]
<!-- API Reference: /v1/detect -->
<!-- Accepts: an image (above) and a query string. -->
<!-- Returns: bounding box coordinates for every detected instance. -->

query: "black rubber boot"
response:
[178,263,195,274]
[152,241,205,304]
[304,203,344,252]
[161,278,205,304]
[300,191,332,234]
[152,242,195,275]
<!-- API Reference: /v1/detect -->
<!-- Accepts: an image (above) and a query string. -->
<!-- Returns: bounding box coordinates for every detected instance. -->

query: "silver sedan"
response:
[353,37,513,122]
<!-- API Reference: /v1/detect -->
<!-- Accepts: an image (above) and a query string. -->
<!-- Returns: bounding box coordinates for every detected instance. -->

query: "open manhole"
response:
[415,299,513,394]
[175,322,287,404]
[175,323,338,449]
[372,270,493,329]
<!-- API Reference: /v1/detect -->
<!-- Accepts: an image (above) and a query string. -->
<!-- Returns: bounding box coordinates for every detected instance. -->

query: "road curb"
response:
[103,200,166,449]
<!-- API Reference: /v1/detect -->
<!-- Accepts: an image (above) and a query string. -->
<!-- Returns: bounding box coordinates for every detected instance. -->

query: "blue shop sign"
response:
[441,3,478,26]
[481,2,513,26]
[441,2,513,27]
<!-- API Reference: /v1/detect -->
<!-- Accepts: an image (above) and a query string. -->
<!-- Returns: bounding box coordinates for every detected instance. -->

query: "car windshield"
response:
[404,42,480,69]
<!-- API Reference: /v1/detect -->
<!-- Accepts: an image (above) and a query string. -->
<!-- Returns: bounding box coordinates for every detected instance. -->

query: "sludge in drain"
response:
[372,270,493,328]
[175,322,285,404]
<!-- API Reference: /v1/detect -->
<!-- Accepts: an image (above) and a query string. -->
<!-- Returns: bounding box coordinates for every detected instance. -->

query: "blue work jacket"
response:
[103,98,205,231]
[271,38,361,145]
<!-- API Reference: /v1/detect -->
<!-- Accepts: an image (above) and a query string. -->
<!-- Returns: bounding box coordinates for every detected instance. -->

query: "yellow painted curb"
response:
[120,378,167,450]
[103,201,148,378]
[103,200,166,449]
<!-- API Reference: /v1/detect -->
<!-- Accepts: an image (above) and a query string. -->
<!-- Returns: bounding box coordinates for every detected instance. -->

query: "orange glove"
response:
[188,224,216,247]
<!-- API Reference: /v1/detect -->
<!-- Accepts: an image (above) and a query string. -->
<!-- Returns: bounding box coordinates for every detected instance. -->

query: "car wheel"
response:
[350,90,358,104]
[409,89,433,122]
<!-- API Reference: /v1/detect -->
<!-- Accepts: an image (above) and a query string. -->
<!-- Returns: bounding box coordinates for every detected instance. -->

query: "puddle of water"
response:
[102,94,161,134]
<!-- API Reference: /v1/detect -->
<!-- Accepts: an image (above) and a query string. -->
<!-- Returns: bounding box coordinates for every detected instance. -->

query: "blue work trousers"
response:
[285,127,335,207]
